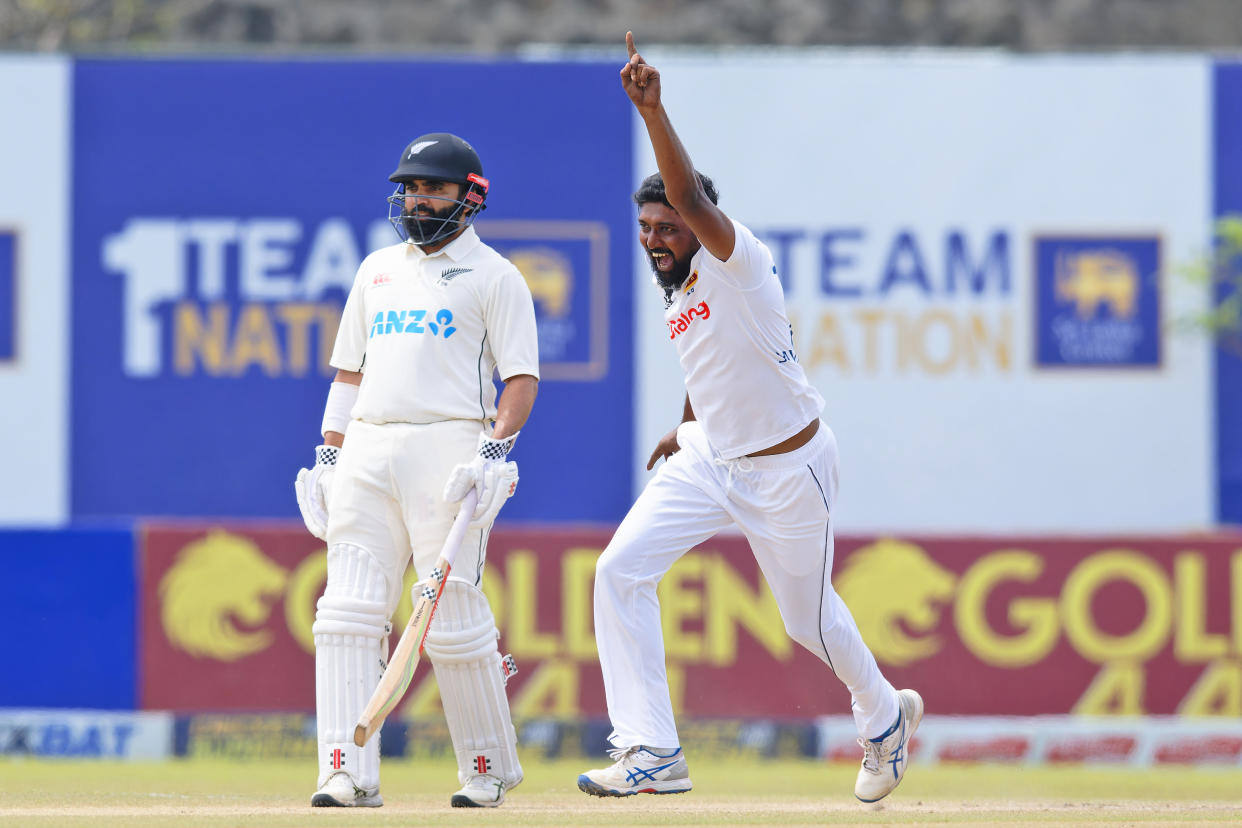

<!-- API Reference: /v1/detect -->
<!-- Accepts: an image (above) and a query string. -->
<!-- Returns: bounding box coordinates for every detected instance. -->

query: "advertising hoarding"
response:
[633,53,1212,534]
[0,710,172,760]
[71,58,634,523]
[1213,62,1242,525]
[1,528,137,709]
[0,56,70,525]
[140,523,1242,718]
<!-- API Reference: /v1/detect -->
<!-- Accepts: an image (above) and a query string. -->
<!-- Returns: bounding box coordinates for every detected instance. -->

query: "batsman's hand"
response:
[444,432,520,529]
[295,444,339,540]
[621,31,661,112]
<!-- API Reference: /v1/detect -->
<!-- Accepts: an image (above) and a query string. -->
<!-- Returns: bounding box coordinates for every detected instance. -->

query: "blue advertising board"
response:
[71,59,633,522]
[0,528,136,708]
[1215,62,1242,525]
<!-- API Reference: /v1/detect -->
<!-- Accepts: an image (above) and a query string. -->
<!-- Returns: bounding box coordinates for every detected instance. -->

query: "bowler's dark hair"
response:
[632,171,719,208]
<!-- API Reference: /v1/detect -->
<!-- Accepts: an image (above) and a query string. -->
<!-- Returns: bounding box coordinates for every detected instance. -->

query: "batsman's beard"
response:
[401,202,461,242]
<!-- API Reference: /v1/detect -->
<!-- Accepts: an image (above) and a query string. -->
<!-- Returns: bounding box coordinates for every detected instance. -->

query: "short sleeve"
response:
[713,219,774,291]
[486,266,541,381]
[328,260,371,373]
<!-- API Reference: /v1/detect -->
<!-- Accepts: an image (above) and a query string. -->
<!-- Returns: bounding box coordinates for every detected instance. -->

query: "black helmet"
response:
[389,132,483,184]
[387,132,489,246]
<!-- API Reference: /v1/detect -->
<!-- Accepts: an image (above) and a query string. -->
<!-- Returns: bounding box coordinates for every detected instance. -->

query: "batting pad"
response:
[311,543,391,791]
[424,578,523,789]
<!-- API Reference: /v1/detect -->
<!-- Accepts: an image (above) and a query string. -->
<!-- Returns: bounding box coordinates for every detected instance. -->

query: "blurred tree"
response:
[1176,215,1242,357]
[3,0,1242,53]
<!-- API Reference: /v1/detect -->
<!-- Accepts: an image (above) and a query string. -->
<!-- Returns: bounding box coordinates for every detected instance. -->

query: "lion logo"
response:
[835,539,957,666]
[159,531,289,661]
[510,246,573,318]
[1055,248,1138,319]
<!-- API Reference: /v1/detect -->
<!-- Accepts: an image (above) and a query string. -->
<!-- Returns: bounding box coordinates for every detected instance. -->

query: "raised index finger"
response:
[626,30,638,58]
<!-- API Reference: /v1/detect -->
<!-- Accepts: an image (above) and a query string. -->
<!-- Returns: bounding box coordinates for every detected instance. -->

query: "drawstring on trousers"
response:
[713,455,754,491]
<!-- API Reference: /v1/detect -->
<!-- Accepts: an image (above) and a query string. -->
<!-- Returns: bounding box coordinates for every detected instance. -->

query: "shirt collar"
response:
[405,225,481,263]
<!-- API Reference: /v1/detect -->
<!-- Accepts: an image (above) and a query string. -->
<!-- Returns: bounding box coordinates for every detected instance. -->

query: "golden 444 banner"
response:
[139,524,1242,718]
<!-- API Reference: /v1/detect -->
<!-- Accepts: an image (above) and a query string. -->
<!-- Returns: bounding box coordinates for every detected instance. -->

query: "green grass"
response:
[2,756,1240,826]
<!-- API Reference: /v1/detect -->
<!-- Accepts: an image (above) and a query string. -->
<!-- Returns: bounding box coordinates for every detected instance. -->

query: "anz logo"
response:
[369,309,457,339]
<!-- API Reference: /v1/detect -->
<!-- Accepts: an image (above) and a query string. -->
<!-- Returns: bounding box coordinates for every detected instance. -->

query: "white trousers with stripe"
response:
[593,419,899,748]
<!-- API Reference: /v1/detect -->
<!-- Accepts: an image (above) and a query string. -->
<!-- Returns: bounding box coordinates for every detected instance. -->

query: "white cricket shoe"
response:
[855,688,923,803]
[577,746,692,796]
[451,774,509,808]
[310,771,383,807]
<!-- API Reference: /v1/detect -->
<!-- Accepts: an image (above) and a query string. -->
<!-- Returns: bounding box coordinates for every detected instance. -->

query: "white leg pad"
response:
[312,543,392,792]
[424,578,523,789]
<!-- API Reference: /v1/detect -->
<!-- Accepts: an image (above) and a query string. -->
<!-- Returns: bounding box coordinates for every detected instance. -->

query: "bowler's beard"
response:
[646,248,692,292]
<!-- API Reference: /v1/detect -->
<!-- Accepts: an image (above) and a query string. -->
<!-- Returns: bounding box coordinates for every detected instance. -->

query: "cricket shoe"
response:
[310,771,383,807]
[854,688,923,803]
[451,774,509,808]
[577,746,692,796]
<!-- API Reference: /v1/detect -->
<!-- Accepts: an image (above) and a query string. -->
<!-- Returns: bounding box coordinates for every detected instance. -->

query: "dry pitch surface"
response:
[2,756,1240,827]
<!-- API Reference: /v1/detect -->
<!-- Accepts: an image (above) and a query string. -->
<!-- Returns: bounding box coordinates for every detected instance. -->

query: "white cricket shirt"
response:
[330,226,540,425]
[665,219,824,459]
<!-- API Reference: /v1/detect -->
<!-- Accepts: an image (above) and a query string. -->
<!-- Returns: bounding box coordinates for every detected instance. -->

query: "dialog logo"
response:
[1034,235,1161,367]
[667,301,710,340]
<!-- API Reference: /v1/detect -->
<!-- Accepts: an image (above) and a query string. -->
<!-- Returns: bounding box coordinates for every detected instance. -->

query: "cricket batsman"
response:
[295,132,539,808]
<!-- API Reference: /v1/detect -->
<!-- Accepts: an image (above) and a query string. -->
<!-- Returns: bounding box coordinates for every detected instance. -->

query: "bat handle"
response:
[441,488,479,563]
[350,488,480,749]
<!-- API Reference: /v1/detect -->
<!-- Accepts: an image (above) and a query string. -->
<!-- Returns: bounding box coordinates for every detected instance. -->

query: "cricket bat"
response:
[353,489,478,747]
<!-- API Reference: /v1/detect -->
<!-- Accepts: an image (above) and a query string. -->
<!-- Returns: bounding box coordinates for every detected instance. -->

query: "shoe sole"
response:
[451,794,501,808]
[577,774,692,797]
[310,793,383,807]
[855,690,924,804]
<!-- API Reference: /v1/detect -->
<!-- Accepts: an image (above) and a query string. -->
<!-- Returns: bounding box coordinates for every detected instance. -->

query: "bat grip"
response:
[438,488,479,569]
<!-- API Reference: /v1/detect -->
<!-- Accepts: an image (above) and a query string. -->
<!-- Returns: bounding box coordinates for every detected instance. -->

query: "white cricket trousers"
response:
[594,419,899,748]
[329,418,491,589]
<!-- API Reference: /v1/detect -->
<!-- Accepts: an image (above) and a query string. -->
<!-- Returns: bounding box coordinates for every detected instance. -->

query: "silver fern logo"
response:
[439,267,473,285]
[407,140,437,157]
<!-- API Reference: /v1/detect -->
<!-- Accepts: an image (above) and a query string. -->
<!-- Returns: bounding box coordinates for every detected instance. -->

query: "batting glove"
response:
[294,444,339,540]
[443,432,520,528]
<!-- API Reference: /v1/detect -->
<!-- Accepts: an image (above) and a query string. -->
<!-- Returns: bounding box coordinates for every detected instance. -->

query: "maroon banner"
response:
[841,536,1242,718]
[139,525,1242,718]
[139,524,325,711]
